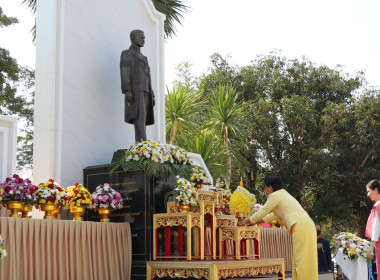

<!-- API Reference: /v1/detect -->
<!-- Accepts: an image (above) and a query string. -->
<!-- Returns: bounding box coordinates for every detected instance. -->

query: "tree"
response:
[165,84,205,144]
[22,0,189,42]
[207,85,244,185]
[0,6,35,176]
[178,129,227,179]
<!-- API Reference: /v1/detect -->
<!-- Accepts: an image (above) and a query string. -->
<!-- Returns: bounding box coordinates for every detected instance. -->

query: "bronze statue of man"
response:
[120,30,155,142]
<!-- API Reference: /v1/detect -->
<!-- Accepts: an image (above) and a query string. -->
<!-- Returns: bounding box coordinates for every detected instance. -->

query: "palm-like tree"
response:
[179,129,227,179]
[207,85,244,185]
[165,84,205,144]
[22,0,188,42]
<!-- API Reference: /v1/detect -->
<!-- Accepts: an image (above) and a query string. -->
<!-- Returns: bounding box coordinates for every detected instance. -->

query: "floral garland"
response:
[335,232,372,264]
[173,176,197,206]
[229,185,256,214]
[91,183,123,209]
[1,174,38,205]
[113,140,193,178]
[35,179,68,207]
[190,167,210,185]
[0,235,6,261]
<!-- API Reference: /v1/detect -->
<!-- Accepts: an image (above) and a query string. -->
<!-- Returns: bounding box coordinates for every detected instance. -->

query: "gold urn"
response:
[70,205,86,221]
[98,207,111,222]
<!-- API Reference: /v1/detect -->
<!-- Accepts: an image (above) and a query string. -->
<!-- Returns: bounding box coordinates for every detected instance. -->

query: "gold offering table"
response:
[147,258,285,280]
[151,189,286,279]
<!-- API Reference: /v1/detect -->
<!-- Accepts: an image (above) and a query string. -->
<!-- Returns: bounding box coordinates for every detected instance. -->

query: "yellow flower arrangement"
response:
[66,183,93,206]
[229,182,256,214]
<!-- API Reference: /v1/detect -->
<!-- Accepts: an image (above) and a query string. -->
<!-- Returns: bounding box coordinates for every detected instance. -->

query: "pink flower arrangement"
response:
[91,183,123,209]
[1,174,38,204]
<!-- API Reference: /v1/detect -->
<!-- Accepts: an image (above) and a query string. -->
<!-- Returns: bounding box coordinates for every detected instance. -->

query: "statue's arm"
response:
[120,52,132,93]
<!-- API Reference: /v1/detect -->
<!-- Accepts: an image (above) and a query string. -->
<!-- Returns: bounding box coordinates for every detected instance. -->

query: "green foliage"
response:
[152,0,189,39]
[207,84,244,141]
[168,51,380,238]
[23,0,188,42]
[178,129,227,179]
[165,84,206,144]
[0,7,18,28]
[0,7,35,176]
[114,153,193,179]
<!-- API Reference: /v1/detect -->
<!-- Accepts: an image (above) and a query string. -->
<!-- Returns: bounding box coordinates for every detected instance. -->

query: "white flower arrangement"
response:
[114,140,193,178]
[173,176,197,206]
[214,178,231,201]
[126,140,191,165]
[335,232,372,264]
[190,167,210,185]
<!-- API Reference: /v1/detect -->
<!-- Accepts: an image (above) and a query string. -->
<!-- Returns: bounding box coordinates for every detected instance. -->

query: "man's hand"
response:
[317,243,323,249]
[126,91,133,102]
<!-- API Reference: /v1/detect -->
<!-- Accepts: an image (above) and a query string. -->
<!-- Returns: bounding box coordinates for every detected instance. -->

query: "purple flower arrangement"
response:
[91,183,123,209]
[1,174,37,204]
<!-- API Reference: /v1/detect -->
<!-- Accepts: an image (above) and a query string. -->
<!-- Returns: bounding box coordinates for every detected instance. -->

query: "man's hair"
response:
[264,176,282,191]
[130,30,144,42]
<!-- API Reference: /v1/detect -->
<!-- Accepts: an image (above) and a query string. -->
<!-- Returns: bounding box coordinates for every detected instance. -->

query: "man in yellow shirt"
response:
[246,176,318,280]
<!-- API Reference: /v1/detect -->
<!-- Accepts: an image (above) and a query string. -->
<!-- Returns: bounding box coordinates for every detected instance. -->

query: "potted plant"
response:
[91,183,123,222]
[0,235,6,261]
[190,167,210,189]
[66,183,92,221]
[35,179,68,219]
[1,174,37,218]
[173,176,197,212]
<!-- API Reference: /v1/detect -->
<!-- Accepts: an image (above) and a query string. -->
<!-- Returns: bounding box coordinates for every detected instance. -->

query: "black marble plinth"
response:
[83,165,176,279]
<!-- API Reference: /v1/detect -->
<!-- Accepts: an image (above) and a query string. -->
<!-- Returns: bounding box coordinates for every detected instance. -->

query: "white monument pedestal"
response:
[33,0,166,189]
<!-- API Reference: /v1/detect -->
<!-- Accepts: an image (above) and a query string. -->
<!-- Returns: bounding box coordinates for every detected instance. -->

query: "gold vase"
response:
[21,204,32,218]
[180,204,190,213]
[51,205,62,219]
[7,201,24,218]
[235,212,246,225]
[195,182,203,190]
[41,203,56,219]
[98,207,111,222]
[70,205,86,221]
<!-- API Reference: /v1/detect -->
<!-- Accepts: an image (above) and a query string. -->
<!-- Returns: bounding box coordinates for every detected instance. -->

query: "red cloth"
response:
[365,201,380,238]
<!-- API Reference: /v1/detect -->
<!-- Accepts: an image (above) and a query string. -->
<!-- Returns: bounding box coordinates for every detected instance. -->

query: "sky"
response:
[1,0,380,89]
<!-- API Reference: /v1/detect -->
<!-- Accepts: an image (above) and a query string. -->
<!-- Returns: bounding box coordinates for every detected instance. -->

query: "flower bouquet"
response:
[229,182,256,223]
[66,183,92,221]
[1,174,38,217]
[190,166,210,189]
[173,176,197,212]
[91,183,123,222]
[35,179,68,219]
[112,140,193,178]
[335,232,372,264]
[214,178,231,203]
[0,235,6,261]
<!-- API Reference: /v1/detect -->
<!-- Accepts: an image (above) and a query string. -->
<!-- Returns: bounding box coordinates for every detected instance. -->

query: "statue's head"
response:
[130,30,145,47]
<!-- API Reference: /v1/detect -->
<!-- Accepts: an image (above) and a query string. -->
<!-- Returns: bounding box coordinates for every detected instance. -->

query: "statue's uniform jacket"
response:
[120,46,155,125]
